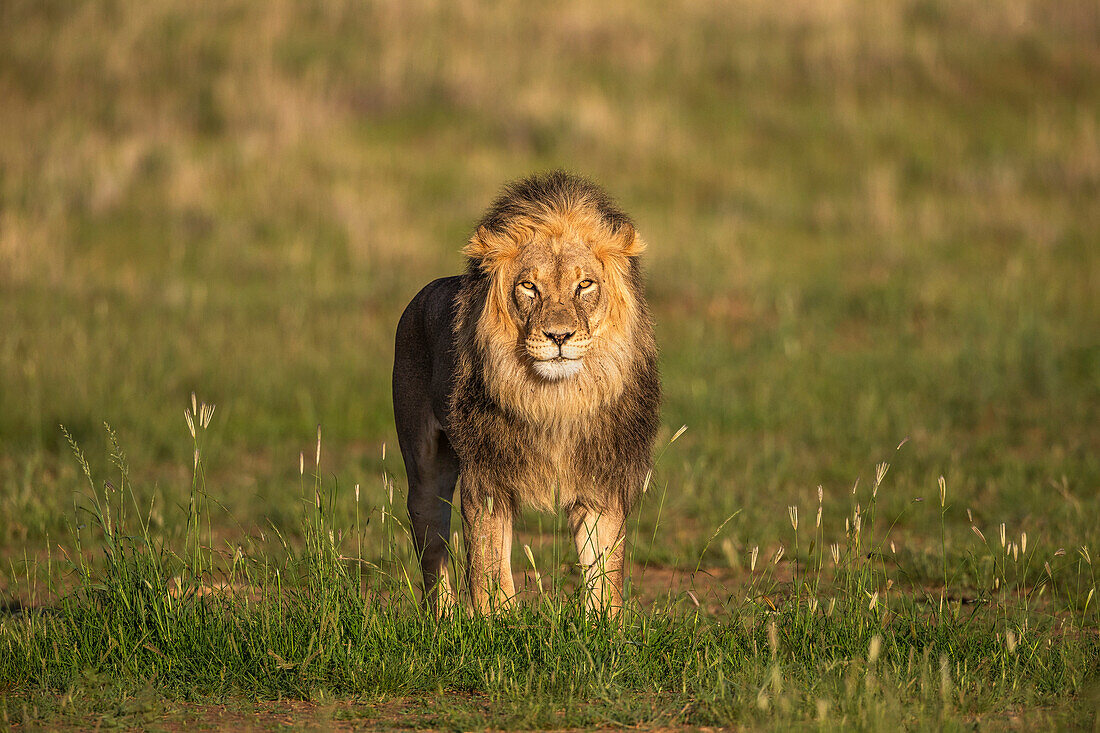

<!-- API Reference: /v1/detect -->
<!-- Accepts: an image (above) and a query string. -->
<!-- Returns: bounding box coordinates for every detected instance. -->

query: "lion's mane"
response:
[447,171,661,514]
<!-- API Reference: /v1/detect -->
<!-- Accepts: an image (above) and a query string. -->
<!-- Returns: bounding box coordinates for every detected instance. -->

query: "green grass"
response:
[1,0,1099,728]
[2,425,1097,729]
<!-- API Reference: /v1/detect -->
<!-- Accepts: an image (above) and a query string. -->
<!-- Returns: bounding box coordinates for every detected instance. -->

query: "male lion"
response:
[392,171,660,615]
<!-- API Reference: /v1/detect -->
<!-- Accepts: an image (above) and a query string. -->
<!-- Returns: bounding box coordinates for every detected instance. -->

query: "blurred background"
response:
[1,1,1097,574]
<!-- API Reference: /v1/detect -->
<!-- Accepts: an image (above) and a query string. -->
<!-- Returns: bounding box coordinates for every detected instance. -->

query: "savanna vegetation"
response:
[1,0,1097,729]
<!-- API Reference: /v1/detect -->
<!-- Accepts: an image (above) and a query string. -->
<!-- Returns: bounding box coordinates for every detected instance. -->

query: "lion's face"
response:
[508,240,607,380]
[463,180,649,418]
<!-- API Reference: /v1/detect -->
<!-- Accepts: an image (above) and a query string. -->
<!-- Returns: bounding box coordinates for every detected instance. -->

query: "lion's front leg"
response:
[569,504,627,616]
[460,478,515,613]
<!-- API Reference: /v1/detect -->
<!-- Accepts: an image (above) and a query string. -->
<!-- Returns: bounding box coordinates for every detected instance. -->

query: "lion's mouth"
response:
[531,356,584,380]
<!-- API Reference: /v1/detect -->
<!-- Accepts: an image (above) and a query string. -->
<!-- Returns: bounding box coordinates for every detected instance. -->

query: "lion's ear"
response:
[462,225,495,260]
[464,225,522,270]
[595,223,646,261]
[617,224,646,258]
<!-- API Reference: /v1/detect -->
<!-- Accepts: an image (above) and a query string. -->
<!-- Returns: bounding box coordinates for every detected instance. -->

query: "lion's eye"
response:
[577,279,596,293]
[517,281,537,297]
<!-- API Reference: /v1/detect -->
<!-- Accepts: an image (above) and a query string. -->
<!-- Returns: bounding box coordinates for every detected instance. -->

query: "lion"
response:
[392,171,660,615]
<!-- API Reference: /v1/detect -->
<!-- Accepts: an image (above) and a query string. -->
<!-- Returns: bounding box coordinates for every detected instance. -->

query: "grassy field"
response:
[2,0,1098,729]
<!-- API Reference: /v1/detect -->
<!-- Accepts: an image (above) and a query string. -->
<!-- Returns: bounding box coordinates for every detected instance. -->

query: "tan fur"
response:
[393,171,660,616]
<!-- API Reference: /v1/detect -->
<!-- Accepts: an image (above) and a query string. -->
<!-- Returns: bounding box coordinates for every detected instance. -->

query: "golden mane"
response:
[458,175,650,427]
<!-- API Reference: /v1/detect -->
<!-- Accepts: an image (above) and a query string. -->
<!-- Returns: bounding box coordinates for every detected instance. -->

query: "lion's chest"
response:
[453,353,637,512]
[503,423,603,512]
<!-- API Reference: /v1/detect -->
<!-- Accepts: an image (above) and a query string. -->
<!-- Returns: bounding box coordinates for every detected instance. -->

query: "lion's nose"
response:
[544,330,574,347]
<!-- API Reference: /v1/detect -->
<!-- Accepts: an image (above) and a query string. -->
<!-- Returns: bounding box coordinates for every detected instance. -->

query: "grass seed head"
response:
[938,475,946,507]
[523,544,543,593]
[201,403,215,428]
[1080,545,1092,565]
[972,526,986,543]
[773,545,785,565]
[788,506,798,531]
[1000,523,1006,549]
[873,462,889,496]
[184,409,196,439]
[939,654,953,703]
[750,545,759,573]
[1021,532,1027,555]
